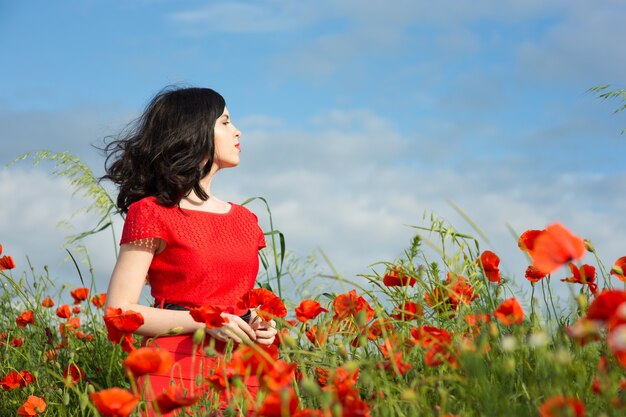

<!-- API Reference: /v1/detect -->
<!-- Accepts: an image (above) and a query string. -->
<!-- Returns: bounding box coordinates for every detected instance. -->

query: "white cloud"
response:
[0,169,119,294]
[2,103,624,309]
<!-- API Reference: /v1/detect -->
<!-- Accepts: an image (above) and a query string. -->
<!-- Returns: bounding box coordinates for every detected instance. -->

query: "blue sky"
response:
[2,0,626,304]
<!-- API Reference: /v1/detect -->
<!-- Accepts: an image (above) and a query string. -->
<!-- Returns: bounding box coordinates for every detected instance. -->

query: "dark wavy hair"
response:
[102,86,226,213]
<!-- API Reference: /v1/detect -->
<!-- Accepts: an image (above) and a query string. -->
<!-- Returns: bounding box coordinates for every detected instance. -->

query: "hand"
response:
[249,309,278,346]
[205,313,257,344]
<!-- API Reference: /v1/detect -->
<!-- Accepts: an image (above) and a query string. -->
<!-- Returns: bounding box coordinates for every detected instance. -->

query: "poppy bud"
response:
[299,377,321,396]
[505,358,515,373]
[584,239,595,253]
[282,334,297,349]
[489,323,499,338]
[400,389,417,401]
[87,384,95,393]
[555,348,571,365]
[343,360,360,372]
[356,309,368,327]
[168,326,184,335]
[63,391,70,405]
[612,265,624,277]
[193,328,205,345]
[204,346,217,357]
[337,344,348,360]
[496,285,503,298]
[577,293,588,311]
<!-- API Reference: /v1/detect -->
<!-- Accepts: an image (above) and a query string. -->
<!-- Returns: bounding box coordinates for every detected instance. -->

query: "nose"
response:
[234,125,241,138]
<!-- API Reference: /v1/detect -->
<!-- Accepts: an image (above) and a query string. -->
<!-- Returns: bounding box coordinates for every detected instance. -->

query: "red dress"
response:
[120,196,266,414]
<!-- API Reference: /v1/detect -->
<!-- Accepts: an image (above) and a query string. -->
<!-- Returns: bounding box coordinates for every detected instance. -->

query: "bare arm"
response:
[105,242,257,343]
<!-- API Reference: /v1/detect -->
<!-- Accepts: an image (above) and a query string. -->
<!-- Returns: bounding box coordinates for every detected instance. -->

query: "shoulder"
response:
[128,196,159,211]
[127,196,173,215]
[230,203,260,222]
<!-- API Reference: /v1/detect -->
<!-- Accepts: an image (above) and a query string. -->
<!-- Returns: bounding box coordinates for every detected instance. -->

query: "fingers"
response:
[255,327,278,339]
[206,314,257,344]
[224,315,257,344]
[255,336,276,346]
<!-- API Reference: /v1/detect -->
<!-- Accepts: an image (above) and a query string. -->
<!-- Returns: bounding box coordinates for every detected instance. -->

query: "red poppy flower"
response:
[17,395,47,416]
[20,370,36,386]
[611,256,626,282]
[447,273,478,306]
[91,293,106,308]
[305,324,328,347]
[263,360,298,391]
[518,229,542,252]
[59,317,81,339]
[153,385,199,415]
[567,318,602,346]
[333,289,375,323]
[103,307,144,352]
[56,304,71,319]
[382,265,417,287]
[365,318,394,340]
[528,223,586,274]
[10,337,24,347]
[41,297,55,308]
[63,363,86,385]
[390,301,422,321]
[608,324,626,367]
[75,331,94,342]
[0,255,16,270]
[477,250,501,284]
[238,288,287,321]
[411,326,452,347]
[90,387,140,417]
[256,387,299,417]
[464,313,491,327]
[189,305,228,329]
[229,344,279,377]
[494,298,524,326]
[16,310,34,328]
[525,265,547,283]
[295,299,328,322]
[380,351,412,375]
[424,342,458,368]
[1,371,24,390]
[1,370,35,390]
[70,287,89,304]
[586,290,626,322]
[338,395,372,417]
[122,347,173,377]
[293,410,326,417]
[539,395,585,417]
[45,349,59,362]
[104,307,144,332]
[561,263,598,295]
[325,367,360,398]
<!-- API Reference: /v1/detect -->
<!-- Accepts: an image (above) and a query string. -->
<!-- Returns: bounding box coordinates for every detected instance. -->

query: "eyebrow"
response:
[221,114,230,120]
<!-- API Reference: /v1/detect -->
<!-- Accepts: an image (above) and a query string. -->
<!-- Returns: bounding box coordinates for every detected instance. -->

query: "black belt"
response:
[162,303,251,324]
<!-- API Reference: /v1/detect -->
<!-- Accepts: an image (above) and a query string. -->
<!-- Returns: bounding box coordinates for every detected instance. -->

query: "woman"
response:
[103,86,277,414]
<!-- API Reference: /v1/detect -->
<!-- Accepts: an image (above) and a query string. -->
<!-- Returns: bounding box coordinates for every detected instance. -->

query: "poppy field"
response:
[3,158,626,416]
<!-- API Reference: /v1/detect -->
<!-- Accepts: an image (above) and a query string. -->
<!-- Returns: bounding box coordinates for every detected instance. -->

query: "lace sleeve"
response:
[120,199,167,245]
[123,237,163,254]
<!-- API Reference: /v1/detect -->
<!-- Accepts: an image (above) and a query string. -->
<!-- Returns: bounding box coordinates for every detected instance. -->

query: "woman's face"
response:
[212,107,241,170]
